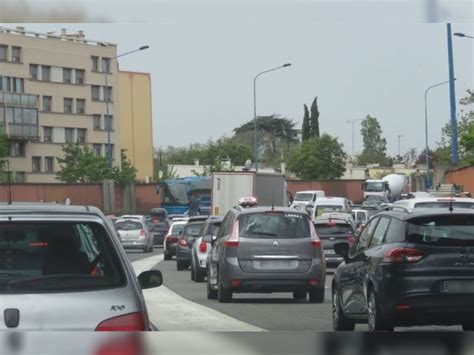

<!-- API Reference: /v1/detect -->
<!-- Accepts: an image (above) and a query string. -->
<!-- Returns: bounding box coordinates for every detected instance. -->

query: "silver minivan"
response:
[0,203,162,331]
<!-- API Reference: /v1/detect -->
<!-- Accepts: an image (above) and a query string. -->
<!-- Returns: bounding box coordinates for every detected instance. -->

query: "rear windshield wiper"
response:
[6,274,97,291]
[247,231,278,237]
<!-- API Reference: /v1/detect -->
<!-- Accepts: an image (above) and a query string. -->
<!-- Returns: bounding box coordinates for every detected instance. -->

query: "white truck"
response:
[211,172,287,216]
[361,174,408,203]
[290,190,325,210]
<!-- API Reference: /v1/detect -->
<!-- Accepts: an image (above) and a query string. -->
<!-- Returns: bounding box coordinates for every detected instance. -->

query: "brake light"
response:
[95,334,143,355]
[95,312,147,331]
[396,304,411,310]
[231,279,241,287]
[139,229,146,236]
[309,220,322,249]
[383,248,424,263]
[347,235,357,246]
[178,237,188,247]
[30,242,48,247]
[224,220,239,248]
[199,241,207,253]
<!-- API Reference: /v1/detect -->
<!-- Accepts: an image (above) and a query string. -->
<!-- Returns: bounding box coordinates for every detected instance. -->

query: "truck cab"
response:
[290,190,325,210]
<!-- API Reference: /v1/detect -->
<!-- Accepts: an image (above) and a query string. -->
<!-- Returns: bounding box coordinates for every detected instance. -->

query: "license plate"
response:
[324,250,336,255]
[442,280,474,294]
[256,260,298,270]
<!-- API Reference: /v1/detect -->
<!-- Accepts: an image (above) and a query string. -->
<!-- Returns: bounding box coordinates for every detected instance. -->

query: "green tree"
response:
[56,144,111,183]
[357,115,388,166]
[302,104,311,142]
[113,149,137,184]
[460,121,474,165]
[309,97,320,138]
[287,134,347,180]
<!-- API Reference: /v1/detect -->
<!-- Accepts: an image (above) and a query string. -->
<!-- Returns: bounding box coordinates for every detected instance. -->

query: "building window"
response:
[41,66,51,81]
[43,96,52,112]
[104,115,113,130]
[30,64,38,80]
[76,99,85,114]
[12,78,23,93]
[65,128,74,143]
[77,129,86,144]
[93,144,102,156]
[0,45,7,61]
[11,46,21,63]
[63,68,72,83]
[91,85,100,101]
[64,98,73,113]
[14,172,25,183]
[32,157,41,173]
[43,127,53,142]
[93,114,101,130]
[9,142,26,157]
[45,157,54,173]
[103,86,112,102]
[91,56,99,72]
[102,58,110,73]
[75,69,85,84]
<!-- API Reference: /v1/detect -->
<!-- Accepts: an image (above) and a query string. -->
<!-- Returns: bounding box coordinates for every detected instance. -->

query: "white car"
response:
[163,220,187,260]
[392,197,474,211]
[190,217,223,282]
[291,190,325,209]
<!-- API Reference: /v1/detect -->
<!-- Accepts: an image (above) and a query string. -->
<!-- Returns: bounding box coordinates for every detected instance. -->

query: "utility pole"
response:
[446,23,459,164]
[346,118,363,159]
[397,134,404,159]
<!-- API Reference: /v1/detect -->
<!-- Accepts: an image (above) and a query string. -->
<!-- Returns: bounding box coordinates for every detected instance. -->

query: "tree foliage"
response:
[287,134,346,180]
[357,115,388,166]
[402,148,418,167]
[415,148,438,169]
[309,97,320,138]
[112,149,137,184]
[302,104,310,142]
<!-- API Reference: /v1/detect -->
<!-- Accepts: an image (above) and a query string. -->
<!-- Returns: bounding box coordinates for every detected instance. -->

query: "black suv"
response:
[332,208,474,331]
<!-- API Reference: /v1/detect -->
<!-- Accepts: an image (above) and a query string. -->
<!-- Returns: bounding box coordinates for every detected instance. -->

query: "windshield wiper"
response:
[6,274,95,291]
[248,231,278,237]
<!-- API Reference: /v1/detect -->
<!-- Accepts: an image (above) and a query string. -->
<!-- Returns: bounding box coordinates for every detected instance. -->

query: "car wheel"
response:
[309,288,325,303]
[149,243,154,253]
[293,290,307,301]
[195,265,205,283]
[143,246,148,253]
[177,260,185,271]
[164,252,171,261]
[217,275,232,303]
[190,263,195,281]
[207,274,218,300]
[332,289,355,331]
[368,291,393,331]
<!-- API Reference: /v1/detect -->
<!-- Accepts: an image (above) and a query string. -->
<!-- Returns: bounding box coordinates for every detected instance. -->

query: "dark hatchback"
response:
[332,208,474,331]
[176,221,206,271]
[147,220,170,246]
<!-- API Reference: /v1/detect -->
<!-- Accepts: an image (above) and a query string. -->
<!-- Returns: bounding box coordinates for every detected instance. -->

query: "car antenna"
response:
[449,184,454,213]
[6,160,12,205]
[271,191,275,211]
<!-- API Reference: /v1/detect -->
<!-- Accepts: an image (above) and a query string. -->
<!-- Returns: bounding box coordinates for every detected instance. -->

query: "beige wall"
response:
[0,27,120,183]
[119,71,153,182]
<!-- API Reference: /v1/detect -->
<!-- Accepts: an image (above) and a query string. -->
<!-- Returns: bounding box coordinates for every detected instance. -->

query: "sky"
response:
[2,0,474,158]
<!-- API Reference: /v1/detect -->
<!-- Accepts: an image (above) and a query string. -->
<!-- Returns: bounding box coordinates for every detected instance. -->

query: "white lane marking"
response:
[132,255,265,332]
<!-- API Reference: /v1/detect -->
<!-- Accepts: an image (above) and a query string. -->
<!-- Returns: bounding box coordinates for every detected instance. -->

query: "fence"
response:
[445,166,474,196]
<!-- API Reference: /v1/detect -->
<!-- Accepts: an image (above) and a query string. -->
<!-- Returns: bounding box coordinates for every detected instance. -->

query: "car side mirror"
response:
[138,269,163,290]
[333,242,350,261]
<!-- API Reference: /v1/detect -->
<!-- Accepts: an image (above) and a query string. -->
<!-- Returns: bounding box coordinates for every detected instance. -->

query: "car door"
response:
[339,216,379,315]
[209,213,233,286]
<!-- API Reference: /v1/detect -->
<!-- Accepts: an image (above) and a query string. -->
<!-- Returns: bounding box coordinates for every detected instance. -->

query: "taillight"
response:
[383,248,424,263]
[347,235,357,246]
[95,334,144,355]
[224,220,239,248]
[95,312,147,331]
[178,237,188,247]
[139,229,146,236]
[309,221,322,249]
[199,241,207,253]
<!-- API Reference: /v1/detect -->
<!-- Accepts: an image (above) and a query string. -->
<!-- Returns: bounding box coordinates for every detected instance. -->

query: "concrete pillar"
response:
[102,180,115,214]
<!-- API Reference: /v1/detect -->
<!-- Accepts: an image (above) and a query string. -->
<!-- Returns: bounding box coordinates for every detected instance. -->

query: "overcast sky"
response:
[3,0,474,157]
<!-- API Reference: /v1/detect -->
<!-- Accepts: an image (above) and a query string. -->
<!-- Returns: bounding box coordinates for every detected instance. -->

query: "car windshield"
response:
[414,202,474,209]
[239,212,310,239]
[315,205,343,217]
[364,182,385,192]
[208,222,222,236]
[184,223,204,237]
[0,222,125,293]
[407,215,474,247]
[171,224,185,235]
[115,221,142,231]
[294,193,313,202]
[314,223,354,235]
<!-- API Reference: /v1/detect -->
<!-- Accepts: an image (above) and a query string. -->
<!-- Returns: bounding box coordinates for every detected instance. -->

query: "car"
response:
[308,197,352,221]
[391,197,474,210]
[331,208,474,331]
[150,208,169,222]
[146,219,170,246]
[168,214,189,222]
[115,218,154,253]
[191,216,223,282]
[313,216,357,267]
[362,195,390,208]
[163,220,187,260]
[0,203,163,330]
[352,209,369,226]
[290,190,325,210]
[176,220,206,271]
[207,206,326,303]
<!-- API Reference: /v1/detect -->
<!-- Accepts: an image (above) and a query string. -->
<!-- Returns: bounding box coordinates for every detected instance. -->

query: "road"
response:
[126,248,462,331]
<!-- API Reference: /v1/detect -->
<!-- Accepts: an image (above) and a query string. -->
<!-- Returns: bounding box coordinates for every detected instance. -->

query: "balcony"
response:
[0,92,37,108]
[6,123,38,140]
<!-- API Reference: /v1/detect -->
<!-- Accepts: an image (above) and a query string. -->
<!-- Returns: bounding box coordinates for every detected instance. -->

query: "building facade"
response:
[0,27,120,183]
[119,71,153,182]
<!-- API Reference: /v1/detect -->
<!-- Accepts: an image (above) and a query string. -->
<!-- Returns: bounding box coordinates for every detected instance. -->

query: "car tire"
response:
[149,243,154,253]
[207,277,218,300]
[217,275,232,303]
[195,265,205,283]
[293,290,307,301]
[190,263,195,281]
[332,289,355,331]
[177,260,185,271]
[309,288,325,303]
[164,252,171,261]
[368,291,393,331]
[143,246,148,253]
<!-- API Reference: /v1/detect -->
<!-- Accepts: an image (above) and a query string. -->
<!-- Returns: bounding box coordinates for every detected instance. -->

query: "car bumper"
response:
[165,244,177,255]
[176,247,192,262]
[121,240,148,248]
[153,234,166,245]
[219,258,326,292]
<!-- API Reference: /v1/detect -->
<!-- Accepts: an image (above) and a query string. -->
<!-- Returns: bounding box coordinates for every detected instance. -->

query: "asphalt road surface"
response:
[126,249,462,331]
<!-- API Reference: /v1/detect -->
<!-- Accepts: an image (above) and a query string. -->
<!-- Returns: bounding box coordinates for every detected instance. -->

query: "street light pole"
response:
[397,134,404,159]
[424,79,453,190]
[446,23,459,165]
[345,118,363,159]
[253,63,291,172]
[104,45,149,170]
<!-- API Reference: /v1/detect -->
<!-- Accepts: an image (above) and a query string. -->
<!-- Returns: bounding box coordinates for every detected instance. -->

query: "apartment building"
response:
[0,26,120,183]
[119,71,153,182]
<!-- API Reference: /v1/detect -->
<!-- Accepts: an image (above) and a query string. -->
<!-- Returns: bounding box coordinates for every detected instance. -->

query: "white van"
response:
[291,190,325,209]
[310,197,351,221]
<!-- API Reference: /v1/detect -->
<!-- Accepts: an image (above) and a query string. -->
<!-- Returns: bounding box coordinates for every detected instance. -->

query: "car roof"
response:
[315,197,346,202]
[233,206,308,215]
[115,218,145,224]
[171,220,187,226]
[377,208,474,221]
[295,190,323,194]
[0,203,102,215]
[394,197,474,206]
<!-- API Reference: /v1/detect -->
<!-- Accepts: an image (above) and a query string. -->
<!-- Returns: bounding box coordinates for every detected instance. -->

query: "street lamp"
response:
[253,63,292,172]
[345,118,363,159]
[104,45,149,169]
[397,134,404,159]
[454,32,474,39]
[446,24,459,165]
[424,79,454,189]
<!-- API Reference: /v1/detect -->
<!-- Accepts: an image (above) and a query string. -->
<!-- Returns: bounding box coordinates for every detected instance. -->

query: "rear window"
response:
[315,205,343,217]
[0,222,125,294]
[115,221,142,231]
[184,223,203,237]
[171,224,185,235]
[295,193,313,202]
[414,202,474,209]
[314,223,354,235]
[239,212,310,239]
[147,221,169,228]
[209,222,222,236]
[407,214,474,246]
